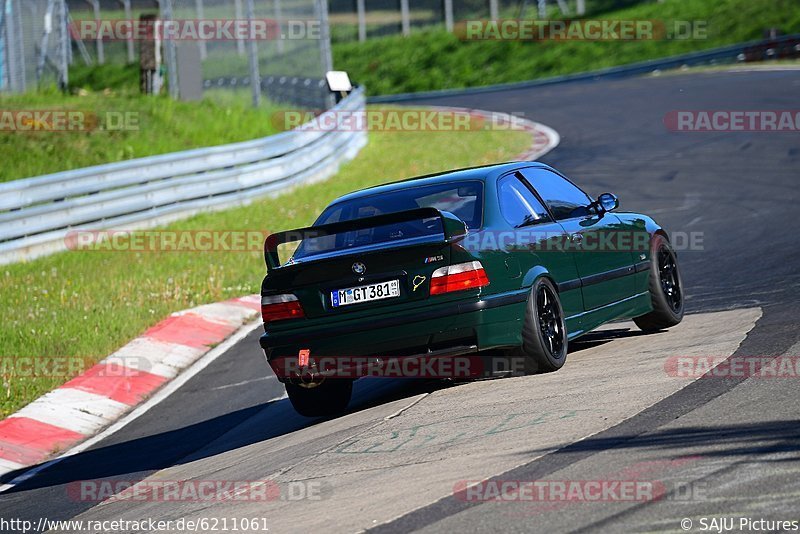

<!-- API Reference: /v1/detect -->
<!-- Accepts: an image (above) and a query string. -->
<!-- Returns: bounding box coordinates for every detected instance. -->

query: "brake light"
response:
[430,261,489,295]
[261,294,305,324]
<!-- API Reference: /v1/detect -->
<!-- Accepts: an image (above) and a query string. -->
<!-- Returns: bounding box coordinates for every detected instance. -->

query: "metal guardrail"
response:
[369,34,800,103]
[0,87,367,265]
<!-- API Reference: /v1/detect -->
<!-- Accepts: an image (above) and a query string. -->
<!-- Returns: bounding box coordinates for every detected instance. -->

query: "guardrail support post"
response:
[400,0,410,36]
[0,0,5,90]
[160,0,179,100]
[315,0,334,108]
[444,0,453,32]
[245,0,261,107]
[86,0,104,64]
[57,0,68,89]
[194,0,207,60]
[4,0,25,92]
[357,0,366,42]
[119,0,134,62]
[273,0,284,54]
[35,0,55,85]
[234,0,245,56]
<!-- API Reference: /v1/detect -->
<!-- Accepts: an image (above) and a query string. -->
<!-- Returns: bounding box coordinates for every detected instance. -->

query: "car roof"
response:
[328,161,549,206]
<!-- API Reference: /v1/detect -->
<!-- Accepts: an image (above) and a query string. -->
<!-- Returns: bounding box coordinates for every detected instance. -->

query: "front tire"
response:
[634,234,684,332]
[285,379,353,417]
[520,277,568,373]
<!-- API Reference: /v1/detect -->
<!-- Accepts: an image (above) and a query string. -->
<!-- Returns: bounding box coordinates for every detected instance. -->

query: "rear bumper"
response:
[260,289,528,381]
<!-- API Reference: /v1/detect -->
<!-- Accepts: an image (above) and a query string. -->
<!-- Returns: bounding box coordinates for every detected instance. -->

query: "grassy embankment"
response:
[333,0,800,95]
[0,86,285,183]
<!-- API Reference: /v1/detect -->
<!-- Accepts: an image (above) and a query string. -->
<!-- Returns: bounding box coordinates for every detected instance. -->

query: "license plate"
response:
[331,279,400,307]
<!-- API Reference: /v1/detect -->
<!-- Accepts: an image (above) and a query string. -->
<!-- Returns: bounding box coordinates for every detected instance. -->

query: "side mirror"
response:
[597,192,619,212]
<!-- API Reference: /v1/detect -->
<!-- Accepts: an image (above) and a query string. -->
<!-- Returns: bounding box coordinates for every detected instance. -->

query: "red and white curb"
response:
[431,106,560,161]
[0,295,261,478]
[516,120,560,161]
[0,115,559,482]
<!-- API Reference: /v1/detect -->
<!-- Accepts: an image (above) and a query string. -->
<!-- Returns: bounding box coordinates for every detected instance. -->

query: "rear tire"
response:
[285,379,353,417]
[520,277,568,374]
[633,234,684,332]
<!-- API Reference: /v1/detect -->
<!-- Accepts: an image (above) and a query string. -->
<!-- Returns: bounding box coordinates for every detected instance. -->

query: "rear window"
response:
[286,181,483,263]
[317,181,484,229]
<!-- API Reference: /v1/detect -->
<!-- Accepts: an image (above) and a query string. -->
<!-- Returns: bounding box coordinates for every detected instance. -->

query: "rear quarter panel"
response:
[612,212,664,294]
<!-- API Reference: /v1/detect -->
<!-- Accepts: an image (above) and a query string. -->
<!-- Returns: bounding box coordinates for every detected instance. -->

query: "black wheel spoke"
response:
[536,284,565,358]
[657,245,682,312]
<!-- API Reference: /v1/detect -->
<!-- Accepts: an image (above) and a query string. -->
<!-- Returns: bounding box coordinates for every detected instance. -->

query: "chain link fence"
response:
[1,0,71,92]
[1,0,334,108]
[327,0,659,43]
[168,0,333,108]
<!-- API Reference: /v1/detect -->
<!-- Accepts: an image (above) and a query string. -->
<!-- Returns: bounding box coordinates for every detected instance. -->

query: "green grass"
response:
[333,0,800,96]
[69,62,141,91]
[0,120,531,416]
[0,88,285,182]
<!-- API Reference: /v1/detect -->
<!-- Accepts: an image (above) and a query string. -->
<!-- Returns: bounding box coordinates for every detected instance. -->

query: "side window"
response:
[521,169,593,221]
[497,174,550,227]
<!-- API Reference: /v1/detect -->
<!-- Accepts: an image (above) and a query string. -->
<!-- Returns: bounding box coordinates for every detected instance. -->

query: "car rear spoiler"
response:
[264,207,468,270]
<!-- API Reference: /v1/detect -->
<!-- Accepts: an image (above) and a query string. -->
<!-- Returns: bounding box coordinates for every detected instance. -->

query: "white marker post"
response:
[357,0,366,42]
[401,0,410,36]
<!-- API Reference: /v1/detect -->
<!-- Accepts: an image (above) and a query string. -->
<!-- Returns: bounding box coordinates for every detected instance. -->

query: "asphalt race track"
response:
[1,69,798,533]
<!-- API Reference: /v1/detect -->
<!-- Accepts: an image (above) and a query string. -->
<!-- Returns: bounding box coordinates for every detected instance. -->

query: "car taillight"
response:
[261,294,305,324]
[430,261,489,295]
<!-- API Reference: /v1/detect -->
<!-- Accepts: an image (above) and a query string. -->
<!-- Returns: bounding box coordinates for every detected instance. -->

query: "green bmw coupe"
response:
[260,162,684,416]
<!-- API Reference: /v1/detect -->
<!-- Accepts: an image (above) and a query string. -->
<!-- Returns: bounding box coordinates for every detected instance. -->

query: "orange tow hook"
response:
[298,349,311,367]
